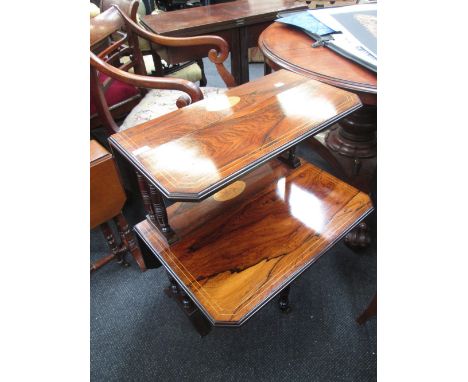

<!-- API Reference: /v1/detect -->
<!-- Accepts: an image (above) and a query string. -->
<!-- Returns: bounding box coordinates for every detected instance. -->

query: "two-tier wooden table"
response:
[141,0,307,85]
[109,70,373,335]
[259,21,377,193]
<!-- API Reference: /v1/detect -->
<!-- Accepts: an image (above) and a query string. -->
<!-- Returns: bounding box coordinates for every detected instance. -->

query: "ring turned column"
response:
[326,104,376,159]
[258,22,377,193]
[325,101,376,193]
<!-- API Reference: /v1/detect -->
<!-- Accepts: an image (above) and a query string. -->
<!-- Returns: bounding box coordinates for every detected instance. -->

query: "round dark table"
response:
[259,22,377,193]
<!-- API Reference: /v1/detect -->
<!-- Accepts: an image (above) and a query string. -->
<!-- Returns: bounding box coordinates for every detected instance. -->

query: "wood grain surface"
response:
[110,70,361,200]
[135,159,373,325]
[258,19,377,193]
[141,0,306,36]
[259,22,377,96]
[140,0,306,85]
[90,140,126,229]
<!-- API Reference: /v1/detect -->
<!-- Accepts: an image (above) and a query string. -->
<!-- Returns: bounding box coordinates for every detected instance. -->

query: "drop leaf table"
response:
[90,140,146,272]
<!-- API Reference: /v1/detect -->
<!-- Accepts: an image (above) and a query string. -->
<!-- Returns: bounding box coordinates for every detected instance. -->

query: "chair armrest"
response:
[113,5,237,87]
[91,51,204,108]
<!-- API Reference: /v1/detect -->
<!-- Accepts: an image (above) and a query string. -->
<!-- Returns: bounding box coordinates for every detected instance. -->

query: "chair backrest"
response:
[90,6,147,74]
[91,4,235,134]
[90,6,149,134]
[100,0,139,19]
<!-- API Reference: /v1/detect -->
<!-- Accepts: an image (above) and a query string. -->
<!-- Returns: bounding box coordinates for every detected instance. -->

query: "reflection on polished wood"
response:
[141,0,307,84]
[259,22,377,193]
[109,70,361,200]
[135,160,373,326]
[142,0,306,37]
[259,22,376,100]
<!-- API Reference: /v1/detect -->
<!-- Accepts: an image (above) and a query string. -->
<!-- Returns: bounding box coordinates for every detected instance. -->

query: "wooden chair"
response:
[90,1,143,130]
[90,4,235,135]
[91,0,204,131]
[100,0,139,19]
[90,140,147,271]
[102,1,207,79]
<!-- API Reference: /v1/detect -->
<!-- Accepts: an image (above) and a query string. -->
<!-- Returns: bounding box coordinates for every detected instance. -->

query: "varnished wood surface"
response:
[110,70,361,200]
[259,20,377,193]
[141,0,307,37]
[90,140,126,229]
[91,6,236,134]
[90,139,111,164]
[259,22,377,98]
[90,5,124,46]
[141,0,306,84]
[135,159,373,325]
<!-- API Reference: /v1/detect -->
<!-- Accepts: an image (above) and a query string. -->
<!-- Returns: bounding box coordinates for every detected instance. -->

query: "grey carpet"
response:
[91,57,377,382]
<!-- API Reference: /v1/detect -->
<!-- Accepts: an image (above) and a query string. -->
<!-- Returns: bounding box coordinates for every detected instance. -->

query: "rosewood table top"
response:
[141,0,306,36]
[259,22,377,103]
[141,0,307,84]
[109,70,361,200]
[135,159,373,325]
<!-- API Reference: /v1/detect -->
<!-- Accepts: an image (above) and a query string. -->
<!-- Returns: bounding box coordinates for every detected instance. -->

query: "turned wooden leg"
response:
[136,171,156,222]
[179,289,212,337]
[325,105,377,193]
[90,253,115,272]
[279,285,292,313]
[164,273,212,337]
[166,273,180,296]
[278,146,301,169]
[136,169,177,244]
[356,294,377,325]
[114,213,147,271]
[97,222,129,269]
[178,289,193,312]
[101,222,119,255]
[148,183,178,244]
[345,222,371,248]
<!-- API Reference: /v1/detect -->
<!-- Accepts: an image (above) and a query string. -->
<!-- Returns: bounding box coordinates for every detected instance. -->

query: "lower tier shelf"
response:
[134,159,373,326]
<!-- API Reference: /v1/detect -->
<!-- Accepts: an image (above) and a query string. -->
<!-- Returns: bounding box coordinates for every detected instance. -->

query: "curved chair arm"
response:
[91,51,204,103]
[113,5,237,88]
[91,51,204,133]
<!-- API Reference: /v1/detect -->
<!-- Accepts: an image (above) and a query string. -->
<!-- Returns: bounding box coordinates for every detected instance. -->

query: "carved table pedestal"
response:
[259,22,377,194]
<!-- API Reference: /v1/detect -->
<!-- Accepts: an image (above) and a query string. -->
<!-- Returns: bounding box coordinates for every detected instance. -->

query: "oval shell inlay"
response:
[213,181,246,202]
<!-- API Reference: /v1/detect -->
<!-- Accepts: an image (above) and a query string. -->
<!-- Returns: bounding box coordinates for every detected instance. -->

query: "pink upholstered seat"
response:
[90,73,140,115]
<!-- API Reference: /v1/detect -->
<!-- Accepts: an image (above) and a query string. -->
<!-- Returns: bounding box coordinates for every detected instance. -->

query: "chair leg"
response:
[149,45,164,77]
[90,253,115,272]
[197,59,208,87]
[91,222,122,272]
[114,213,147,271]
